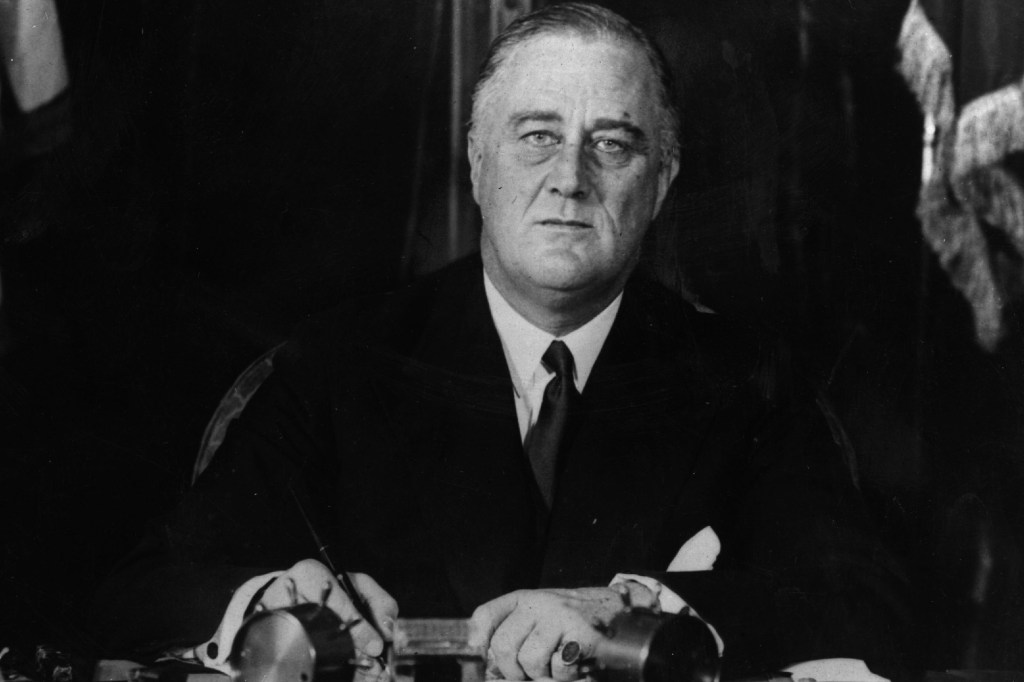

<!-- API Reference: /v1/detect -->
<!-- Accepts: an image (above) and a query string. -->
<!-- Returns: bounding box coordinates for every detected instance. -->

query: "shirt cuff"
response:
[610,573,725,655]
[165,571,284,672]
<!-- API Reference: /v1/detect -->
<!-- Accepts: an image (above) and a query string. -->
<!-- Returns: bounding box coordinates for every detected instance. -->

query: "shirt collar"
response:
[483,270,622,394]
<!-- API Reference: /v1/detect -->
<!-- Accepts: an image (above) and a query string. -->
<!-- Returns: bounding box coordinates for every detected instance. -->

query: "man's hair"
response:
[469,2,681,165]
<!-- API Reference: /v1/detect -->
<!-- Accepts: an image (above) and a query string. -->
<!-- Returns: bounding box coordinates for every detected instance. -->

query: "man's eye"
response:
[593,138,628,154]
[522,131,558,147]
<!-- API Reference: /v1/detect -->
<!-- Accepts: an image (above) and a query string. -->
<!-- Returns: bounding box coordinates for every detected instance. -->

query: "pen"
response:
[289,485,389,666]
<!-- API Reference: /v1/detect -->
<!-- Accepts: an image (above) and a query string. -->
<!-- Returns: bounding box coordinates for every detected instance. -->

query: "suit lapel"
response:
[411,256,509,380]
[406,259,543,612]
[396,263,720,603]
[541,280,717,584]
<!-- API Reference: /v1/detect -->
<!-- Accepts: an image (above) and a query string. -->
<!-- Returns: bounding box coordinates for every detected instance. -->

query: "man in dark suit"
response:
[95,4,906,679]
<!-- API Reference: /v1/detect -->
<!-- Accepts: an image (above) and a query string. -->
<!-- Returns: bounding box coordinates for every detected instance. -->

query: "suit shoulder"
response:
[281,255,480,361]
[631,276,762,361]
[629,275,792,401]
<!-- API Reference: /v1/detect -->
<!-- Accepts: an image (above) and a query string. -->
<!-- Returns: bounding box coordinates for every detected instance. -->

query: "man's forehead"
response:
[492,32,659,126]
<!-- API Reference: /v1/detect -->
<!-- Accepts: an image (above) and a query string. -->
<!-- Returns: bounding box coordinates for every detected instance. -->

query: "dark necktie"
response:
[524,340,581,508]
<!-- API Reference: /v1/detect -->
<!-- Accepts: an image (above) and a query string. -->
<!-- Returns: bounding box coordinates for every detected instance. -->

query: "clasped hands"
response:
[256,559,658,682]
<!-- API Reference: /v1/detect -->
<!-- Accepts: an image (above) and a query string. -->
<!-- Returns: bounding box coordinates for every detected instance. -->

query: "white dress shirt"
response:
[482,272,621,441]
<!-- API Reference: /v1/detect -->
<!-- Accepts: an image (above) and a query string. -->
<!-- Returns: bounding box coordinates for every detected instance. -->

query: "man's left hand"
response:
[469,585,656,681]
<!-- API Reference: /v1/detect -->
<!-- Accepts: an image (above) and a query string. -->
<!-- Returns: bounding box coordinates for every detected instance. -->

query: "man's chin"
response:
[526,250,598,284]
[529,274,620,312]
[526,265,594,296]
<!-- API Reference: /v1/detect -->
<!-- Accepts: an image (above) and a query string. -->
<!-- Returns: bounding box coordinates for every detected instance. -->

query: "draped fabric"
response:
[0,0,70,160]
[899,0,1024,350]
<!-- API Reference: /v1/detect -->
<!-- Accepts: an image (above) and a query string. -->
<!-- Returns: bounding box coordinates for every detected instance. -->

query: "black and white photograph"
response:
[2,2,1024,682]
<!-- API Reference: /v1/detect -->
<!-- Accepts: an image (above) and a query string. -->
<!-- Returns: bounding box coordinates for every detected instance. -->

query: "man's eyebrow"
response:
[592,118,647,142]
[508,110,563,127]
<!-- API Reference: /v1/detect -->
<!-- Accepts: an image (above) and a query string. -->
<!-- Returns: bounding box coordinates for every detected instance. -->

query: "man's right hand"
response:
[255,559,398,661]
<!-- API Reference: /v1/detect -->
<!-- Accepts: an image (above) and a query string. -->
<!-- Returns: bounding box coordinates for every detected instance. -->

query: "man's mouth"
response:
[538,218,593,228]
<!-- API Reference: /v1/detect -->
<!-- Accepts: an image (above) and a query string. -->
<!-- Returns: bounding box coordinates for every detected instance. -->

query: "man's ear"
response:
[653,154,680,219]
[467,132,483,205]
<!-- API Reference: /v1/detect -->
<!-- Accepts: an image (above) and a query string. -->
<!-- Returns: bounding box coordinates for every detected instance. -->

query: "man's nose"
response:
[546,143,590,199]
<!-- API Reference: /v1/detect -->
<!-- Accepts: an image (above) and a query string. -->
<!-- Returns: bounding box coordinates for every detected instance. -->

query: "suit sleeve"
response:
[645,382,911,678]
[92,326,341,658]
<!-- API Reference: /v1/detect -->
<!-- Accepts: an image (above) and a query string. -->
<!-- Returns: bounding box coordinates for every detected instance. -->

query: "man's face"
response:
[469,33,679,319]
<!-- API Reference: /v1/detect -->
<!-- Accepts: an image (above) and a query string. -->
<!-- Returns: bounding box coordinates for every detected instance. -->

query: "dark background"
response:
[3,0,1023,672]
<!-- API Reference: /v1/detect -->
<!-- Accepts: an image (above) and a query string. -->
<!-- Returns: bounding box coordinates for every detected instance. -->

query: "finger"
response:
[255,578,291,611]
[260,558,338,610]
[352,659,390,682]
[258,575,313,610]
[549,641,586,682]
[324,586,385,658]
[470,591,522,650]
[517,624,561,680]
[349,573,399,640]
[489,611,535,681]
[346,614,386,657]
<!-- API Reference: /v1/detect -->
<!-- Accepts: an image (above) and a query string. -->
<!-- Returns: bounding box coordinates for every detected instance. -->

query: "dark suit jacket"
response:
[94,255,907,677]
